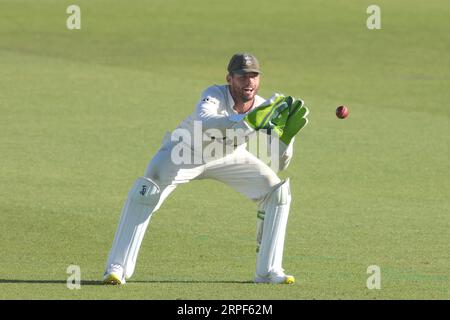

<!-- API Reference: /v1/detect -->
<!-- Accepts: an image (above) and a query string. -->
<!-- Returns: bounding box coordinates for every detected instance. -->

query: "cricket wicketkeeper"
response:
[103,53,309,284]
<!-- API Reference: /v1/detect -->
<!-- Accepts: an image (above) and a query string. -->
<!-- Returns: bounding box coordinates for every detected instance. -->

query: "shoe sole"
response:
[103,274,124,285]
[254,275,295,284]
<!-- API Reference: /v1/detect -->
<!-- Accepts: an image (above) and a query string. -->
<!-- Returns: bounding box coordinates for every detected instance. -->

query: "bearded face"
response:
[227,72,260,103]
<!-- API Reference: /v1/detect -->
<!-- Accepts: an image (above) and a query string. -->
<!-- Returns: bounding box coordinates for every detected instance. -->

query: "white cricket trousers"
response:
[145,140,281,209]
[105,136,286,280]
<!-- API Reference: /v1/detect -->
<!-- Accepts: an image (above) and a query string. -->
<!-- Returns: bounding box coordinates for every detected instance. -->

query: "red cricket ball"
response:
[336,105,349,119]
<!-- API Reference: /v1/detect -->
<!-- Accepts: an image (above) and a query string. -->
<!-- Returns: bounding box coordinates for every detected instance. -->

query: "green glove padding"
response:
[267,95,309,144]
[279,98,309,145]
[243,94,309,145]
[243,94,287,130]
[268,98,292,137]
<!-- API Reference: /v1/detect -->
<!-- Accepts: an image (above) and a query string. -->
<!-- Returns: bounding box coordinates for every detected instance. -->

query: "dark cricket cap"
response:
[227,53,261,75]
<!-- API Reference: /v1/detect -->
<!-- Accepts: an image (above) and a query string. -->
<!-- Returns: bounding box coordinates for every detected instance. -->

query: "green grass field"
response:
[1,0,449,299]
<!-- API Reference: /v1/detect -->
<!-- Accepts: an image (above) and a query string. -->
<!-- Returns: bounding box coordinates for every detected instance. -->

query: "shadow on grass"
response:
[130,280,254,284]
[0,279,103,285]
[0,279,254,285]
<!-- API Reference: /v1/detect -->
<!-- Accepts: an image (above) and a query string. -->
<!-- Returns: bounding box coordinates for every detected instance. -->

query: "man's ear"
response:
[226,74,232,84]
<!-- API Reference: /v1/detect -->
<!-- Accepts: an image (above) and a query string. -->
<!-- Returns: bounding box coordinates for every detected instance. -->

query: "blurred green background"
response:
[0,0,449,299]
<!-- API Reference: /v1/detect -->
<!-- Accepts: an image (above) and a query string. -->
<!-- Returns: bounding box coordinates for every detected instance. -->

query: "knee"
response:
[143,152,171,186]
[144,157,166,185]
[263,179,291,207]
[144,167,160,184]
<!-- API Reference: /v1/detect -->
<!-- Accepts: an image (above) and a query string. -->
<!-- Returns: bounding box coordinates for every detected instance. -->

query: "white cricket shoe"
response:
[254,271,295,284]
[103,264,126,285]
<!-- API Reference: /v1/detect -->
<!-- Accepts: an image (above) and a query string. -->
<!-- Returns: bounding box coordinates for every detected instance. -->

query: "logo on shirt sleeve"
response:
[201,96,219,105]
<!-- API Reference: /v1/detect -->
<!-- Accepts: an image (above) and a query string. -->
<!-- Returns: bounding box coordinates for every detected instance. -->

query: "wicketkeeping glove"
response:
[243,94,289,131]
[278,98,309,145]
[243,94,309,145]
[260,96,309,145]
